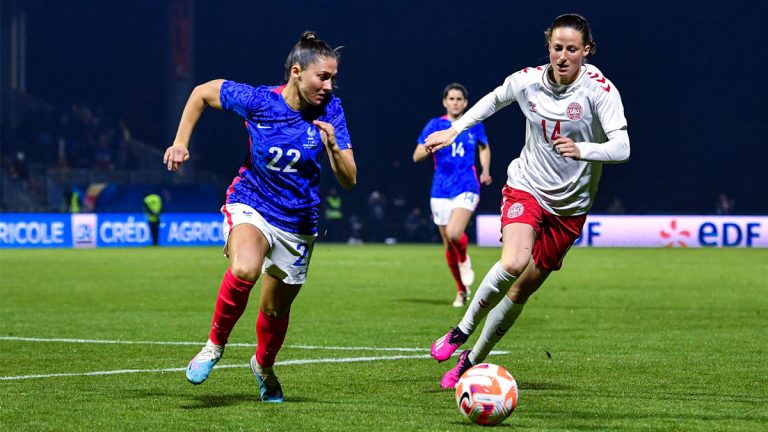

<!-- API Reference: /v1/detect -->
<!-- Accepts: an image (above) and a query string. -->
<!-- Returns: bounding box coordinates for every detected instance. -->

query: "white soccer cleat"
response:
[452,288,471,308]
[458,255,475,287]
[186,340,223,385]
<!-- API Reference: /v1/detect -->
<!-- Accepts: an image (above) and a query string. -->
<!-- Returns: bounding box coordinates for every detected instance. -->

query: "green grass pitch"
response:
[1,245,766,430]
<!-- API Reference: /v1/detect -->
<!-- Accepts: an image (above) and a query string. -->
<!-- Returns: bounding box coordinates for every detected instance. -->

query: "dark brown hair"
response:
[544,14,597,55]
[442,83,468,100]
[284,31,341,81]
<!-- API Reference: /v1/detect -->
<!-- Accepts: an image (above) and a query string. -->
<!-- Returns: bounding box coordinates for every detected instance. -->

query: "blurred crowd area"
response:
[0,92,219,214]
[319,188,442,245]
[1,95,137,174]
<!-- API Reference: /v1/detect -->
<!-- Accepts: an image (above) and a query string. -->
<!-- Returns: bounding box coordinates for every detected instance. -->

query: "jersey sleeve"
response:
[219,80,265,118]
[577,80,630,163]
[452,74,518,133]
[593,80,628,135]
[327,99,352,150]
[417,119,437,144]
[473,123,489,146]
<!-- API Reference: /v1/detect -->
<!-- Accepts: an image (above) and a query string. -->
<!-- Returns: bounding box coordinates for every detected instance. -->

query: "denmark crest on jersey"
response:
[566,102,583,121]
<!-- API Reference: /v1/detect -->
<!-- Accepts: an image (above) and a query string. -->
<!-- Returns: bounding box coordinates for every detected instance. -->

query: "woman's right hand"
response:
[163,144,190,171]
[424,127,458,153]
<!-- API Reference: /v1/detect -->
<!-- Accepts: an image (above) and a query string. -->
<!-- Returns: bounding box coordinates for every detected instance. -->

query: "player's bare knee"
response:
[446,229,463,244]
[229,263,260,283]
[498,257,528,277]
[260,306,289,318]
[507,289,530,304]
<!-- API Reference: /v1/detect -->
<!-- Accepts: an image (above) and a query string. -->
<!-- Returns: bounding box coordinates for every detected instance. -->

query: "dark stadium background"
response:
[3,0,766,222]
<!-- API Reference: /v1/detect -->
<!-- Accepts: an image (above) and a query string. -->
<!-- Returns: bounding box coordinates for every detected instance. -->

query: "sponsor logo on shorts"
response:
[507,202,524,219]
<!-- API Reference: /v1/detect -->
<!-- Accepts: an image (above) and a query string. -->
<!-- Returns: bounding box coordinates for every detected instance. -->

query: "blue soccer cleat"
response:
[250,355,284,403]
[185,341,223,385]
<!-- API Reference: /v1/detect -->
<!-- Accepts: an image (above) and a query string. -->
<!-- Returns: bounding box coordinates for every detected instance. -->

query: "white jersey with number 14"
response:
[453,64,629,216]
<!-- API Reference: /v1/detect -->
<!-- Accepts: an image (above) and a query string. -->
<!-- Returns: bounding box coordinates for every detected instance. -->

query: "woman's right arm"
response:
[426,76,516,153]
[164,79,225,171]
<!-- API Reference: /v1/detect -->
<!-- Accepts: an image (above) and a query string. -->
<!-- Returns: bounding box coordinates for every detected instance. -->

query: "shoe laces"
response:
[457,350,473,375]
[261,373,280,389]
[447,327,468,345]
[197,344,221,361]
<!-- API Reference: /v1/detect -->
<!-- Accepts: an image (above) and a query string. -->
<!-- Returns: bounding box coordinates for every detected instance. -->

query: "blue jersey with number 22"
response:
[220,81,352,235]
[418,116,487,198]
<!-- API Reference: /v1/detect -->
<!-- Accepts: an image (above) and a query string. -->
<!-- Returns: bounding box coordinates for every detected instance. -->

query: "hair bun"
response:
[301,31,318,42]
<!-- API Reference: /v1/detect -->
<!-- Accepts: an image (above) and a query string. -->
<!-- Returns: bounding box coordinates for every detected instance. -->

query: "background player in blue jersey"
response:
[163,31,357,403]
[413,83,492,307]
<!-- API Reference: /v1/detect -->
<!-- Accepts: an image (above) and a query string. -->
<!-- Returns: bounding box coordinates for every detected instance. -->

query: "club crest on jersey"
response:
[566,102,583,120]
[507,202,524,219]
[529,101,537,113]
[304,126,318,148]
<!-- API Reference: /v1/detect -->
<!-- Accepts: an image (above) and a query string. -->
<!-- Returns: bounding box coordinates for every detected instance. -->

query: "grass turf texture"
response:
[1,245,766,431]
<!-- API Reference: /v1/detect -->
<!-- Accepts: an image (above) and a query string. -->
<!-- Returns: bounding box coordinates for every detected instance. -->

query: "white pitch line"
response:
[0,336,509,381]
[0,354,433,381]
[0,336,428,352]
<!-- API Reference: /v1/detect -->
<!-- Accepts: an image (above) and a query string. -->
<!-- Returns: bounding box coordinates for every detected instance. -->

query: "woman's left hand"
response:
[313,120,337,151]
[553,134,581,160]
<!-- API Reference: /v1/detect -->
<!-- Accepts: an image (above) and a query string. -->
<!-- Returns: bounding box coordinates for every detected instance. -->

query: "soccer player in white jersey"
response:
[425,14,630,388]
[163,31,357,402]
[413,83,492,307]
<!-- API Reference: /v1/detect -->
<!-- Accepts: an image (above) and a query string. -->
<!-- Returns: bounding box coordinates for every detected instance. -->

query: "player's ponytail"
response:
[284,31,342,81]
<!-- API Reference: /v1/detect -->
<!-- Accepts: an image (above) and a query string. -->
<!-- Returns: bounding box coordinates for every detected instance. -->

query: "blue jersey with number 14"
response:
[220,81,352,235]
[418,116,487,198]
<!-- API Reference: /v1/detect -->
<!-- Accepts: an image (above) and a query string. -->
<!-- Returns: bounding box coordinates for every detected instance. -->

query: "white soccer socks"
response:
[469,296,525,364]
[457,262,517,335]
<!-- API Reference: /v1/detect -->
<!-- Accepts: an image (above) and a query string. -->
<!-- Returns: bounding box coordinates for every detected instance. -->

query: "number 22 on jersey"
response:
[266,146,300,172]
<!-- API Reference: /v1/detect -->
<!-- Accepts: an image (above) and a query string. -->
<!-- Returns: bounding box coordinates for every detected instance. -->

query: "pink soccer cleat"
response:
[440,349,473,389]
[431,327,469,362]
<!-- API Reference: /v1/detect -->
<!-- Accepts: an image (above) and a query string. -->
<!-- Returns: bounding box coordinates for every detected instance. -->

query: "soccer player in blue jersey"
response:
[413,83,492,307]
[163,31,357,403]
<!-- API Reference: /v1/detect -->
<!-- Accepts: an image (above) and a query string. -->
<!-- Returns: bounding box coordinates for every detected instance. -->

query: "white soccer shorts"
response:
[221,203,315,285]
[430,192,480,226]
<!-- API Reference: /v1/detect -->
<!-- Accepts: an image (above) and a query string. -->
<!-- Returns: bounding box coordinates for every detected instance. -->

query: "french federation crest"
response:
[304,126,317,148]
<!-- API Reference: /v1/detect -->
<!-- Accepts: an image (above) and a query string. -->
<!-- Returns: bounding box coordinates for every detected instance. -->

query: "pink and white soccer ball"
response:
[455,363,518,426]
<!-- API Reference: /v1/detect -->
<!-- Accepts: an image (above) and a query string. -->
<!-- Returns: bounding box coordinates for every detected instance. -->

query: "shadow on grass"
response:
[519,381,569,391]
[398,298,454,306]
[422,381,568,395]
[179,392,259,409]
[176,393,315,409]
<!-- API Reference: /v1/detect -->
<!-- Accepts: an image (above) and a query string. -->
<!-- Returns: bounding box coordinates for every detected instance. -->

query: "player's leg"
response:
[431,187,543,363]
[432,198,467,306]
[432,222,534,362]
[438,225,468,307]
[250,274,302,403]
[468,260,550,364]
[250,229,314,402]
[448,211,586,384]
[445,207,474,291]
[186,223,269,385]
[440,260,548,388]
